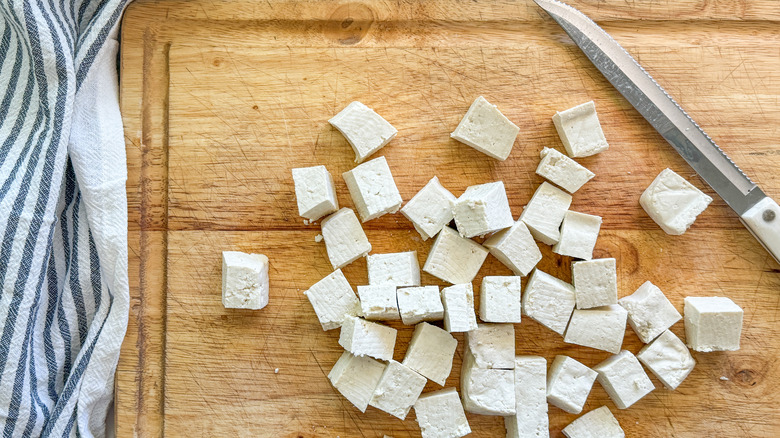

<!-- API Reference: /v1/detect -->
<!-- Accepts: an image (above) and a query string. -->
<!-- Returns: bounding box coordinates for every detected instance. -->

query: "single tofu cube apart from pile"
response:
[564,305,628,354]
[552,101,609,158]
[304,269,362,330]
[402,322,458,385]
[572,258,618,309]
[640,168,713,235]
[441,283,479,333]
[684,296,743,352]
[505,356,549,438]
[460,350,516,416]
[483,220,542,276]
[450,96,520,161]
[401,176,457,240]
[291,165,339,221]
[369,360,427,420]
[546,355,598,414]
[328,351,386,413]
[520,182,572,245]
[637,330,696,390]
[466,323,515,369]
[320,208,372,269]
[593,350,655,409]
[329,101,397,163]
[536,147,595,193]
[357,285,400,320]
[452,181,514,238]
[338,315,397,361]
[522,269,576,336]
[221,251,269,310]
[414,388,472,438]
[367,251,420,287]
[343,156,403,222]
[618,281,681,343]
[397,286,444,325]
[562,406,625,438]
[423,226,489,284]
[553,211,602,260]
[479,276,523,323]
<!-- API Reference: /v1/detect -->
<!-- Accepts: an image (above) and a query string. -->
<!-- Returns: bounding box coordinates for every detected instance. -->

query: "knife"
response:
[533,0,780,264]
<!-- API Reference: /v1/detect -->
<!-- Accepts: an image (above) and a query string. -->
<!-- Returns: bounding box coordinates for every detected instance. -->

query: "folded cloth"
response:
[0,1,130,436]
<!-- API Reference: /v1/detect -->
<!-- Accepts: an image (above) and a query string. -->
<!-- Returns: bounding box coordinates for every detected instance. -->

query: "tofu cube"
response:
[343,156,403,222]
[452,181,514,238]
[562,406,625,438]
[479,276,523,323]
[552,101,609,158]
[221,251,269,310]
[367,251,420,287]
[402,322,458,385]
[637,330,695,390]
[546,355,598,414]
[369,360,427,420]
[320,208,372,269]
[450,96,520,161]
[328,351,387,413]
[460,349,516,416]
[329,101,397,163]
[504,356,549,438]
[465,323,515,369]
[291,165,339,222]
[338,315,397,361]
[401,176,457,240]
[564,305,628,354]
[553,211,602,260]
[304,269,361,330]
[522,269,576,336]
[423,226,489,284]
[572,258,618,309]
[684,296,743,352]
[640,168,713,235]
[397,286,444,325]
[536,147,595,193]
[483,220,542,276]
[618,281,681,343]
[441,283,479,333]
[357,284,400,320]
[414,388,472,438]
[520,182,572,245]
[593,350,655,409]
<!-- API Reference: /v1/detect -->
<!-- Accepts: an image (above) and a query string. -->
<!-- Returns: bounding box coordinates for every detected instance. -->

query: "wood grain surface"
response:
[118,1,780,436]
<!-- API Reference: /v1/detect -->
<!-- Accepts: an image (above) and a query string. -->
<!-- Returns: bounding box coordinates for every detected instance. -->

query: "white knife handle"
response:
[740,197,780,264]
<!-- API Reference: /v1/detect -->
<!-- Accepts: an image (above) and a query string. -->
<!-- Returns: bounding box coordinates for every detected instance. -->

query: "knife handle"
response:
[740,197,780,264]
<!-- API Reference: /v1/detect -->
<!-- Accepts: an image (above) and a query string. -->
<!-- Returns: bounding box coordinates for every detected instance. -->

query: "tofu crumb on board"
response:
[328,351,386,413]
[369,360,427,420]
[367,251,421,287]
[637,330,695,390]
[465,323,515,370]
[450,95,520,161]
[505,356,549,438]
[546,355,598,414]
[564,305,628,354]
[460,349,516,416]
[397,286,444,325]
[342,156,403,222]
[401,176,457,241]
[618,281,682,343]
[357,284,401,320]
[291,165,339,221]
[440,283,479,333]
[520,182,572,245]
[572,258,618,309]
[593,350,655,409]
[562,406,625,438]
[402,322,458,386]
[422,226,489,284]
[483,220,543,276]
[536,147,595,193]
[553,211,602,261]
[320,208,371,269]
[684,296,743,352]
[338,315,397,361]
[552,100,609,158]
[221,251,269,310]
[522,269,576,336]
[303,269,361,331]
[451,181,514,238]
[479,276,523,323]
[414,388,472,438]
[329,101,397,163]
[640,168,712,235]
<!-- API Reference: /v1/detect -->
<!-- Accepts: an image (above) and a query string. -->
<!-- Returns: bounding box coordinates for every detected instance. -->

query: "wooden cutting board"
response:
[117,1,780,436]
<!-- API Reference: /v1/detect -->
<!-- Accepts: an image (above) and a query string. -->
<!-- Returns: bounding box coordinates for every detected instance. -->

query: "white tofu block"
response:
[564,305,628,354]
[479,276,523,323]
[640,168,713,235]
[504,356,549,438]
[684,296,743,352]
[562,406,625,438]
[304,269,362,330]
[547,356,597,414]
[618,281,681,343]
[553,211,602,260]
[637,330,695,390]
[397,286,444,325]
[403,322,458,385]
[423,226,489,284]
[291,165,339,221]
[452,181,514,238]
[593,350,655,409]
[483,220,542,276]
[450,96,520,161]
[343,156,403,222]
[367,251,420,287]
[441,283,478,333]
[338,315,397,361]
[552,101,609,158]
[520,182,572,245]
[414,388,472,438]
[401,176,457,240]
[522,269,576,336]
[357,285,400,320]
[320,208,372,269]
[536,147,595,193]
[329,101,397,163]
[461,349,516,416]
[369,360,427,420]
[328,351,386,413]
[221,251,269,310]
[572,258,617,309]
[466,323,515,370]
